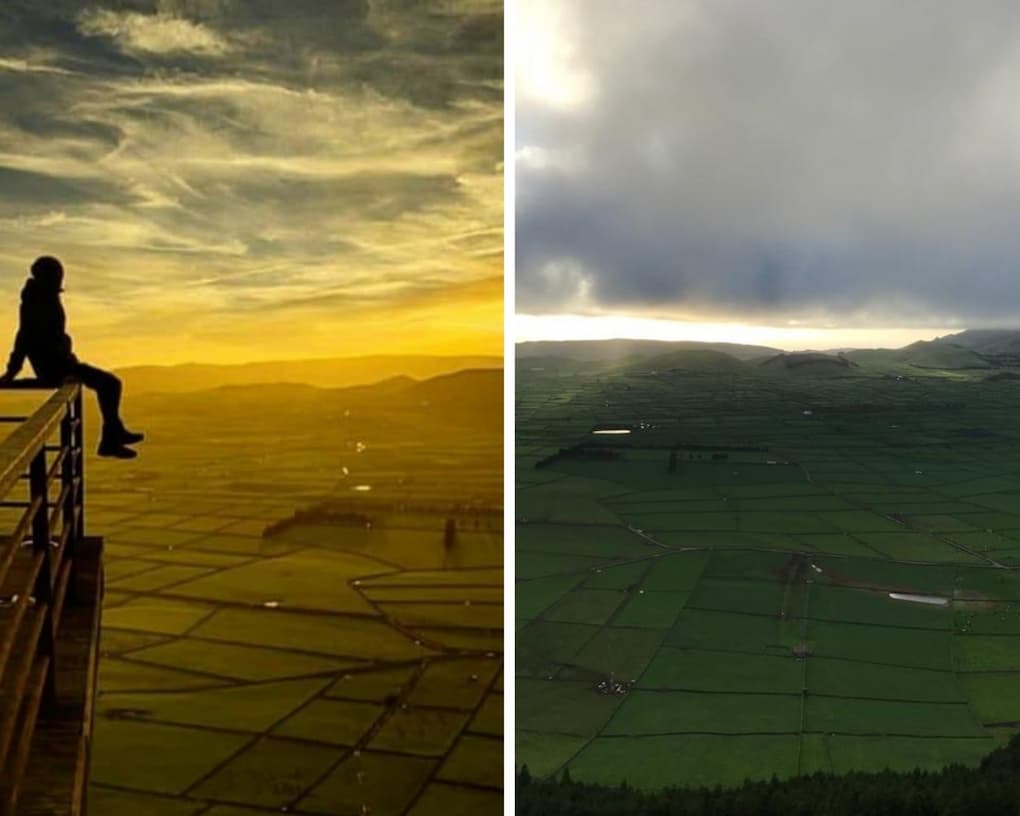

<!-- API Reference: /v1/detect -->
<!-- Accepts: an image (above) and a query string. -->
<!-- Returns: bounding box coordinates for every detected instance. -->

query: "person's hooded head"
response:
[29,256,64,293]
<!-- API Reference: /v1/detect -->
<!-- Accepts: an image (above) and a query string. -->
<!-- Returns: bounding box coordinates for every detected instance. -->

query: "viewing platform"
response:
[0,382,102,815]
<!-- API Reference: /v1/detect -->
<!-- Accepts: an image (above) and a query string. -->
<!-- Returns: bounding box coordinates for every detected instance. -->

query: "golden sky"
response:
[0,1,502,367]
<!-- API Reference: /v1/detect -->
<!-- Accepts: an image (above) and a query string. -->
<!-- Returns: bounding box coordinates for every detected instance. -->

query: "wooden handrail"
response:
[0,381,102,815]
[0,386,79,500]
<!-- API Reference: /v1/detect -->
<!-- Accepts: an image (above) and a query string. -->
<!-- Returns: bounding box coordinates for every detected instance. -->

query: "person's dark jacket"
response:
[5,277,77,381]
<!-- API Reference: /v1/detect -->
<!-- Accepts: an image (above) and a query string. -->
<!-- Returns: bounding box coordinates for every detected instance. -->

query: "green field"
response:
[0,367,505,815]
[516,345,1020,790]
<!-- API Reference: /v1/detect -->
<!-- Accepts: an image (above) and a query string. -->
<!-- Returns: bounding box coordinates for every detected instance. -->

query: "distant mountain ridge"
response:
[934,329,1020,355]
[114,354,501,394]
[133,367,501,406]
[517,338,780,362]
[517,332,1020,378]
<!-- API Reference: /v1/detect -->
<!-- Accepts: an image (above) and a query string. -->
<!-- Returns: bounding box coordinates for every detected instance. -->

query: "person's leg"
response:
[71,362,124,432]
[69,362,143,458]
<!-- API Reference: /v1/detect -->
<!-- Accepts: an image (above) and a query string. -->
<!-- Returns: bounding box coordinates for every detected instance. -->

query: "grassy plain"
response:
[2,364,503,815]
[516,343,1020,789]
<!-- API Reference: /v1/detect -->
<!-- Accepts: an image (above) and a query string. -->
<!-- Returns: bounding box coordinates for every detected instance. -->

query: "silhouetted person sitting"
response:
[0,256,144,459]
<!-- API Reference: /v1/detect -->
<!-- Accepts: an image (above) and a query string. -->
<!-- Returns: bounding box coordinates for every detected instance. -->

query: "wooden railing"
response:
[0,383,102,815]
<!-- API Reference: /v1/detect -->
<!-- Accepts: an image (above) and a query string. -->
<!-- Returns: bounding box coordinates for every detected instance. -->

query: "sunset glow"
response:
[516,313,957,351]
[0,2,502,367]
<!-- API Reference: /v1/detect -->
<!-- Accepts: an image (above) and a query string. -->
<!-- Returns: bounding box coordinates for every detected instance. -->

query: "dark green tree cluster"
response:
[516,734,1020,816]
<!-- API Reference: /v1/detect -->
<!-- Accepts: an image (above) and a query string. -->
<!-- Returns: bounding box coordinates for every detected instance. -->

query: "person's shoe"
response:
[97,440,138,459]
[119,428,145,445]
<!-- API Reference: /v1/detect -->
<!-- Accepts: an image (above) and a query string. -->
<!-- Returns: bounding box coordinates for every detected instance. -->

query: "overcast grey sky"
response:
[516,0,1020,337]
[0,0,502,365]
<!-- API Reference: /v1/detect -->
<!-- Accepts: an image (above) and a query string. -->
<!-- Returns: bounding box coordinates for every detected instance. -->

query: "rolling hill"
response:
[124,368,502,431]
[934,329,1020,354]
[622,348,750,374]
[519,335,1020,379]
[516,339,780,363]
[759,351,857,375]
[846,341,992,373]
[114,354,502,395]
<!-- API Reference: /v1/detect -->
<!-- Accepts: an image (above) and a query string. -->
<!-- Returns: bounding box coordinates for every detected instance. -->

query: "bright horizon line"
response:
[514,313,978,352]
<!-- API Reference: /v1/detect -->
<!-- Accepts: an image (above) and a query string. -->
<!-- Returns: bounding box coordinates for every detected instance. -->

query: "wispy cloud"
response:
[76,9,231,56]
[0,56,77,75]
[0,1,502,365]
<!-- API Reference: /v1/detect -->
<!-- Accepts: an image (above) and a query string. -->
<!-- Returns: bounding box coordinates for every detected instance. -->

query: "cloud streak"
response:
[77,8,231,55]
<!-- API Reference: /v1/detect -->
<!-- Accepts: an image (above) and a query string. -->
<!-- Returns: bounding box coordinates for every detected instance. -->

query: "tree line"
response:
[516,734,1020,816]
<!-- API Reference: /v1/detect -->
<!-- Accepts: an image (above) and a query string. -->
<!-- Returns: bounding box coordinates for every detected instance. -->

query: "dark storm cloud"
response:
[516,0,1020,327]
[0,0,502,361]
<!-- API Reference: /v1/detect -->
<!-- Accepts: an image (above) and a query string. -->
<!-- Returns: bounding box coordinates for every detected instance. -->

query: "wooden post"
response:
[60,408,75,598]
[29,448,57,707]
[73,389,84,543]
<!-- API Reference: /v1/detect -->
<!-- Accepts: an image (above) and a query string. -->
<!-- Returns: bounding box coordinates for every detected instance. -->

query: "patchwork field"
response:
[516,349,1020,790]
[2,367,503,815]
[90,497,502,816]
